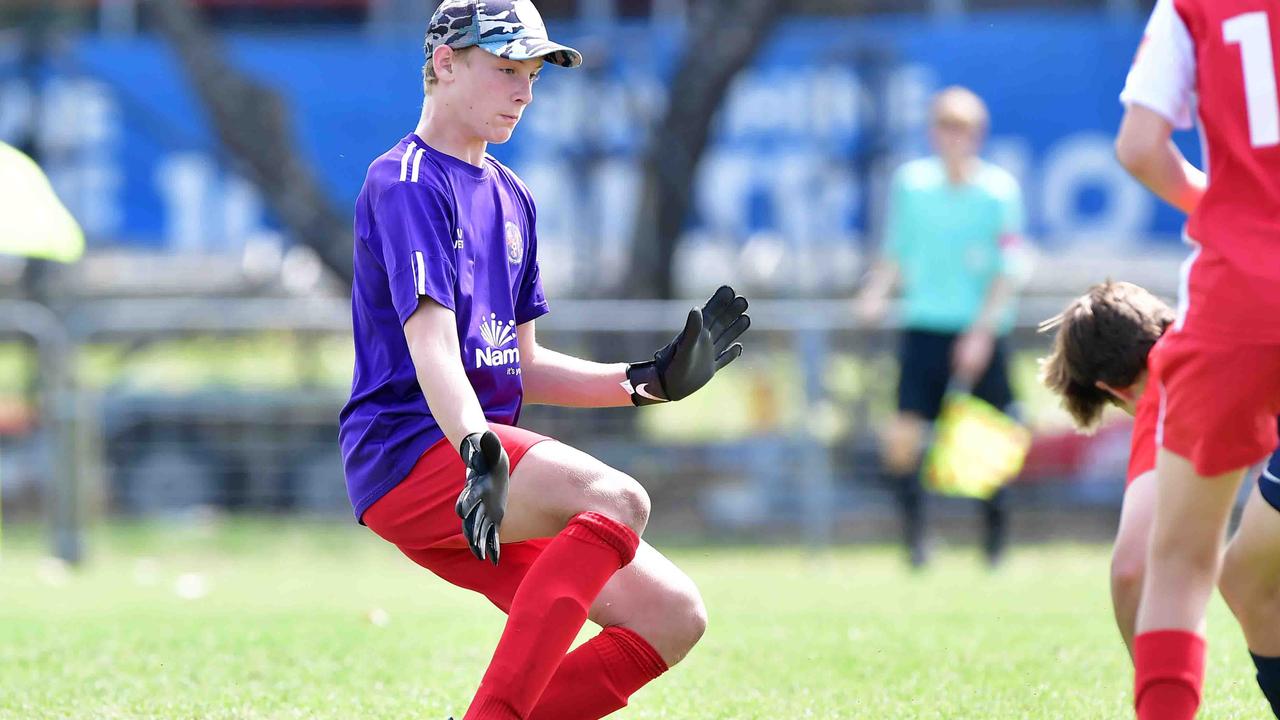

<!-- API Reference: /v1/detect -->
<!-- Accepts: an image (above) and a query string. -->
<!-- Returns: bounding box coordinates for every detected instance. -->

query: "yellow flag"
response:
[923,392,1032,500]
[0,142,84,263]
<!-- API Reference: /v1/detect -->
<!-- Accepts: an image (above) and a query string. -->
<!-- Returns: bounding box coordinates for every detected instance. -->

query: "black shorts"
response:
[1256,420,1280,513]
[896,328,1014,422]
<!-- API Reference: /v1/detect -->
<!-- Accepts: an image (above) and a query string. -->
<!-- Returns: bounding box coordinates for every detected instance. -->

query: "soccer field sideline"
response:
[0,521,1267,719]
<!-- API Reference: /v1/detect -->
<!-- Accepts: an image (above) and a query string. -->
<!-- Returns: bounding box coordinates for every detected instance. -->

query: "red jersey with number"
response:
[1121,0,1280,343]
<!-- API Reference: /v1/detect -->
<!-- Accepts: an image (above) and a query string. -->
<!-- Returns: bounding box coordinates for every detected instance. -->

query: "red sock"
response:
[1134,630,1206,720]
[526,626,669,720]
[465,512,639,720]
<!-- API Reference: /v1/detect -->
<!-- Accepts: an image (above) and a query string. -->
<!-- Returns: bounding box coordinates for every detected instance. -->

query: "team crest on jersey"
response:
[476,313,519,369]
[505,221,523,265]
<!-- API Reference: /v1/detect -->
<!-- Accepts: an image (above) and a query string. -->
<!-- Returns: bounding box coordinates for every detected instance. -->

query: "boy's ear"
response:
[433,45,456,83]
[1095,380,1134,404]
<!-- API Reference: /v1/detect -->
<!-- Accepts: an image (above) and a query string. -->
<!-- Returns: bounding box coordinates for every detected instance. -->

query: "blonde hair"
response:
[931,86,990,132]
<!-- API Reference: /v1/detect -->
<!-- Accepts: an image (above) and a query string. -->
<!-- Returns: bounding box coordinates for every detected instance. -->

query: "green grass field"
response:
[0,520,1268,719]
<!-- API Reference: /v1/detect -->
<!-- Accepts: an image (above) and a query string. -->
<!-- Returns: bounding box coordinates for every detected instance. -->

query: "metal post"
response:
[0,300,79,564]
[797,326,836,549]
[47,344,80,565]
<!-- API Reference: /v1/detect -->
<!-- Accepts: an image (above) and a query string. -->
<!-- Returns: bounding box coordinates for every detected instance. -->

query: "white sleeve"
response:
[1119,0,1197,129]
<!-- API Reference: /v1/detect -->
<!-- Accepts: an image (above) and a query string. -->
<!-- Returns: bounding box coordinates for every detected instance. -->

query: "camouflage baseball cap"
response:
[425,0,582,69]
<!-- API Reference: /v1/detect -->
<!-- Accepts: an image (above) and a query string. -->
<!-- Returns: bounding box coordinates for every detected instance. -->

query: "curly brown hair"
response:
[1039,281,1174,430]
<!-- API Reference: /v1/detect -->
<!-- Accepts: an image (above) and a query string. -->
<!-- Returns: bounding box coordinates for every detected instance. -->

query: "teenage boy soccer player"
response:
[338,2,750,718]
[1114,0,1280,717]
[1041,281,1280,718]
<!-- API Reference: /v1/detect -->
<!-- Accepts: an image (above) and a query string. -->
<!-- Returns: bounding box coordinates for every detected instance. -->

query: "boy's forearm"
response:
[415,357,492,453]
[405,303,490,454]
[1124,143,1205,214]
[1116,105,1205,215]
[861,259,898,299]
[522,347,631,408]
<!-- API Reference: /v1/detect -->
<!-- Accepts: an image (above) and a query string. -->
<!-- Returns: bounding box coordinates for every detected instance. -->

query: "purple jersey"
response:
[339,134,548,521]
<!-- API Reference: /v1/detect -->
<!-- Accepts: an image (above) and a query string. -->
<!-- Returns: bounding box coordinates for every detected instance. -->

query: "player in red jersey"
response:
[1041,282,1280,718]
[1115,1,1280,717]
[1039,282,1172,659]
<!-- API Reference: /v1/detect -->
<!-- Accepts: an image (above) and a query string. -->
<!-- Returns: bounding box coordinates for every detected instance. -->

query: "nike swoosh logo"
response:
[634,383,665,402]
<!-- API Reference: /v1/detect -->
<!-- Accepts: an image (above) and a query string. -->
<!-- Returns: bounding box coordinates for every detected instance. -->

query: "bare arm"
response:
[970,274,1015,334]
[954,221,1027,385]
[520,286,750,408]
[404,297,491,453]
[854,258,899,325]
[517,321,633,408]
[952,273,1016,387]
[1115,103,1205,214]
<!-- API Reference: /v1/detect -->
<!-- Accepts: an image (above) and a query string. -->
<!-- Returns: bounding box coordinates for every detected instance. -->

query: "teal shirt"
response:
[884,157,1024,335]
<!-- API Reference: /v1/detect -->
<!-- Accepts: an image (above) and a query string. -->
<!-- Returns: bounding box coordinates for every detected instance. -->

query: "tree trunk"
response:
[625,0,787,299]
[145,0,354,286]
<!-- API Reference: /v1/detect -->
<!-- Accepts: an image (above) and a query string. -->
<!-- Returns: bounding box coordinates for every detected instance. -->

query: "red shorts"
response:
[1149,330,1280,476]
[363,423,554,612]
[1126,381,1160,488]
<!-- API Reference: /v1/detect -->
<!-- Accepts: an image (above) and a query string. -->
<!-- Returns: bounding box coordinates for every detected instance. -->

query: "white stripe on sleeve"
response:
[410,148,425,183]
[415,250,426,296]
[399,144,413,181]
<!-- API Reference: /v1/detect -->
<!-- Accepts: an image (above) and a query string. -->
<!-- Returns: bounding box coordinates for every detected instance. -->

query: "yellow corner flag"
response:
[0,141,85,557]
[0,141,84,263]
[923,392,1032,500]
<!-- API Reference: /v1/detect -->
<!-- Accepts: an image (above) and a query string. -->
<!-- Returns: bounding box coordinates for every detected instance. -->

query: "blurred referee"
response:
[856,86,1028,569]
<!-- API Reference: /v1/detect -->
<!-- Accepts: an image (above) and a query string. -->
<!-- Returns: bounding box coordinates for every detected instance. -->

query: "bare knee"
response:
[1151,527,1221,580]
[1220,551,1280,631]
[1111,550,1144,606]
[505,444,654,543]
[635,584,707,667]
[882,416,924,474]
[609,474,651,534]
[1219,556,1248,618]
[1110,547,1144,648]
[577,469,650,535]
[674,587,709,657]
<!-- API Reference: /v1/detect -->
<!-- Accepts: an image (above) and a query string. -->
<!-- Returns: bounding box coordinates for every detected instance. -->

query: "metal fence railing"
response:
[1,295,1124,561]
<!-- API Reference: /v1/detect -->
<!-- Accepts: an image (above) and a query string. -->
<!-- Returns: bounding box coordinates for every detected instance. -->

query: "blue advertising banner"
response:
[0,12,1190,292]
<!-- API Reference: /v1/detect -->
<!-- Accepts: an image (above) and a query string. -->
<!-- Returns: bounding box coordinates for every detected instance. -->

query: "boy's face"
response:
[931,117,983,164]
[439,47,543,144]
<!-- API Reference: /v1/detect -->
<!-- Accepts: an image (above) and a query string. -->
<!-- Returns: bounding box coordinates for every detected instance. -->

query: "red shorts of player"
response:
[1126,380,1160,489]
[362,423,554,612]
[1149,329,1280,477]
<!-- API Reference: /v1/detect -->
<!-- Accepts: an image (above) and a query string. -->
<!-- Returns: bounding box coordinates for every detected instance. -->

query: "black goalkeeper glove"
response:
[455,430,509,565]
[624,285,750,406]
